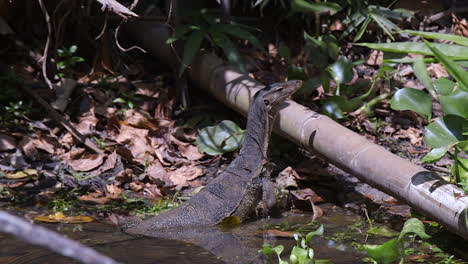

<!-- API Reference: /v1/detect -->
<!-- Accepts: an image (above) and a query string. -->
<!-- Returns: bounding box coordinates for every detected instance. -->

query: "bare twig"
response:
[114,20,147,53]
[37,0,54,90]
[94,0,139,19]
[0,212,120,264]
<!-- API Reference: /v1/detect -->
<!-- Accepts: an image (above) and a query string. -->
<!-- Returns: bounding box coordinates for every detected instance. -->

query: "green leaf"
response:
[425,115,467,148]
[179,30,204,77]
[322,97,347,120]
[355,42,468,60]
[369,10,399,40]
[401,30,468,47]
[369,5,413,20]
[399,218,431,240]
[213,24,265,53]
[413,56,435,97]
[196,120,245,155]
[327,57,354,84]
[457,140,468,152]
[69,45,78,53]
[291,0,342,15]
[439,88,468,118]
[354,16,372,42]
[424,40,468,92]
[421,146,450,163]
[291,246,309,264]
[212,31,247,73]
[434,77,455,95]
[340,11,367,40]
[390,88,432,120]
[305,225,324,244]
[454,157,468,191]
[364,239,403,264]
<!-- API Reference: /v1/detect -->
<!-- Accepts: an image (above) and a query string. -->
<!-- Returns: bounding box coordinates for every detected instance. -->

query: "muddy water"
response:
[0,206,376,264]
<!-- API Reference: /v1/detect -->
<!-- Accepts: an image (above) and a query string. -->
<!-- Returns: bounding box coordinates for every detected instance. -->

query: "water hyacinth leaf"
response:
[401,30,468,47]
[356,42,468,60]
[196,120,245,155]
[424,115,466,148]
[212,31,247,73]
[180,30,204,77]
[328,57,354,84]
[291,0,342,15]
[260,243,286,263]
[413,56,436,97]
[434,77,455,96]
[364,239,403,264]
[322,97,347,120]
[439,88,468,118]
[398,218,431,240]
[305,225,324,244]
[425,40,468,92]
[421,146,450,163]
[391,88,432,120]
[290,246,309,264]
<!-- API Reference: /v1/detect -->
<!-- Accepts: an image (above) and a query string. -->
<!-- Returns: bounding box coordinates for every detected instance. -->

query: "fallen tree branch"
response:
[0,212,120,264]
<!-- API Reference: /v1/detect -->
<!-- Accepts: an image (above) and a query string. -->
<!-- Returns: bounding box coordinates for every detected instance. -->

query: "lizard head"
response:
[260,80,302,111]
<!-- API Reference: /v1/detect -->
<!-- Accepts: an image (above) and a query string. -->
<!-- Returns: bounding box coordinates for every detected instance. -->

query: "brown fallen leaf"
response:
[453,15,468,37]
[427,63,449,78]
[116,125,152,161]
[0,134,16,151]
[76,111,98,135]
[393,127,423,146]
[106,183,122,197]
[88,151,118,175]
[276,166,299,189]
[79,191,111,205]
[59,132,74,149]
[141,183,163,201]
[167,165,204,189]
[291,188,325,220]
[178,143,203,161]
[68,153,106,172]
[256,229,295,238]
[147,161,169,184]
[366,50,384,65]
[19,136,38,158]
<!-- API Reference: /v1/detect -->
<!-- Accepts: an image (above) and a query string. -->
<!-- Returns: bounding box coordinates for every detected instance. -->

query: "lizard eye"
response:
[263,99,270,106]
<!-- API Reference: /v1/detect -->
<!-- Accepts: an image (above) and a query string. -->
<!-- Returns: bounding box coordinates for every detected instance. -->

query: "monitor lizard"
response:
[125,80,302,235]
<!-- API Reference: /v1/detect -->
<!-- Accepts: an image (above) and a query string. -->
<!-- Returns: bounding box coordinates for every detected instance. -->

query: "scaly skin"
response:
[125,80,302,235]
